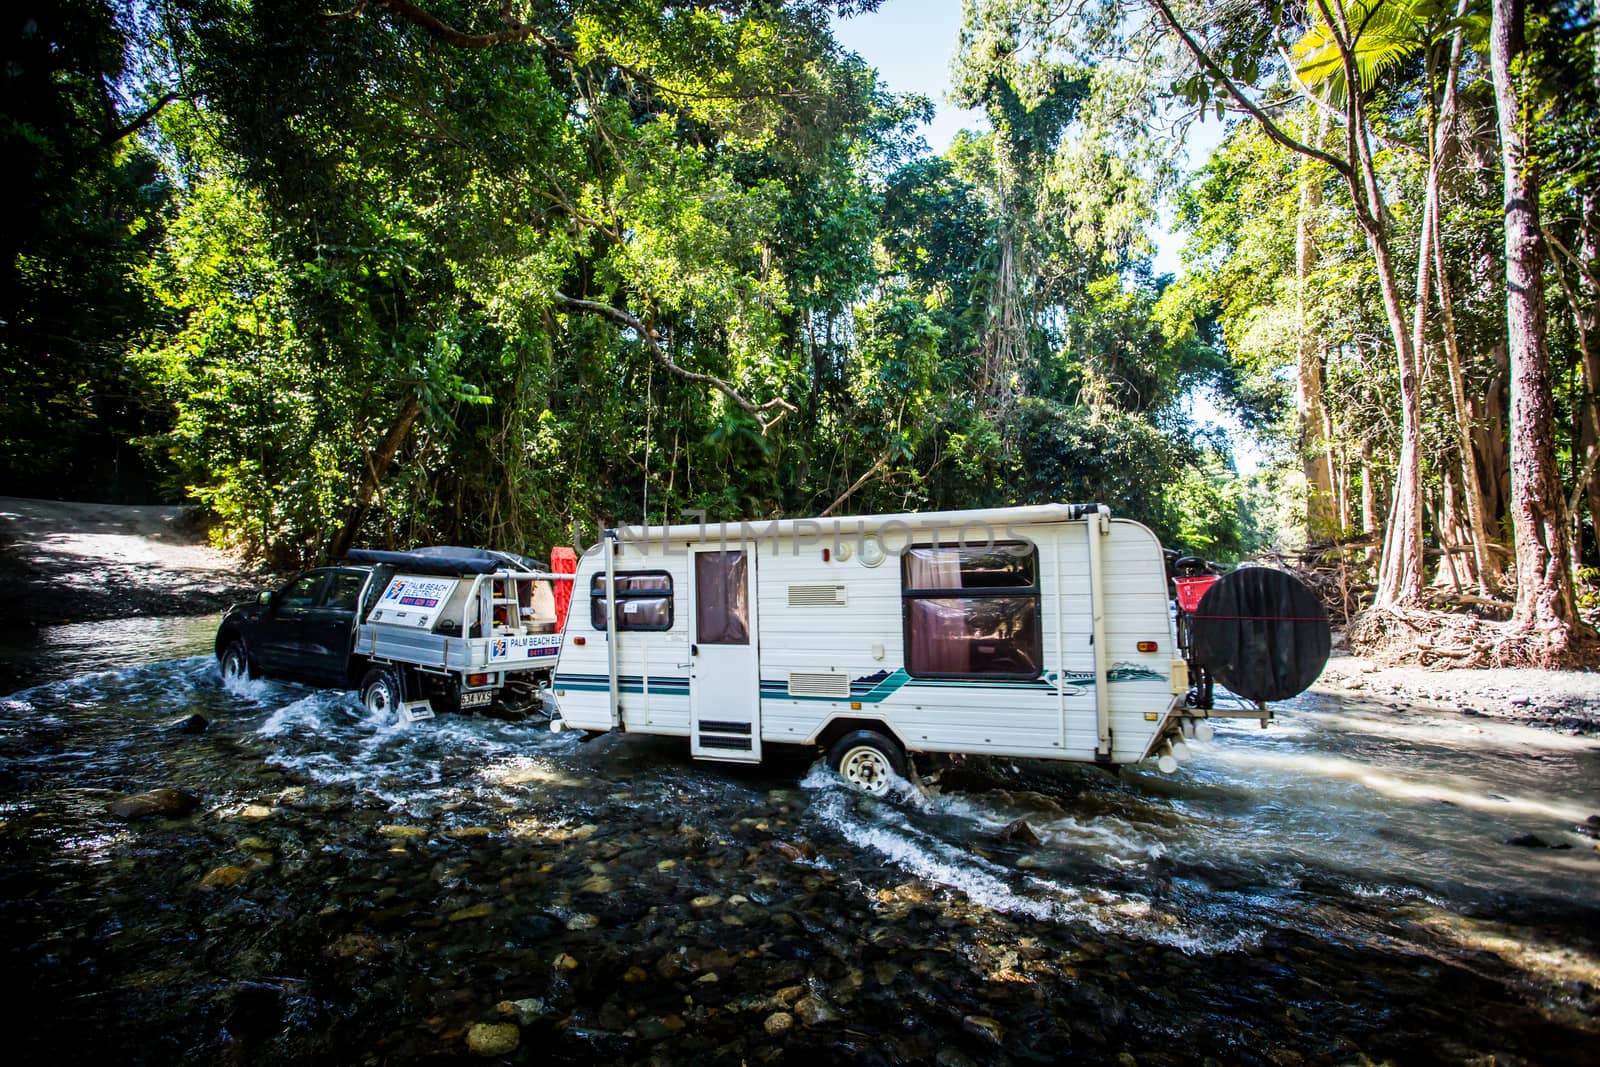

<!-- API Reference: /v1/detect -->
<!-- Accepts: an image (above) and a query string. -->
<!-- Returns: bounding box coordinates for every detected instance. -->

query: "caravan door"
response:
[688,545,762,762]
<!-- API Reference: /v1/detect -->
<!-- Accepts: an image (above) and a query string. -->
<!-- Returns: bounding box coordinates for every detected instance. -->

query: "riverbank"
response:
[0,497,261,627]
[1314,644,1600,735]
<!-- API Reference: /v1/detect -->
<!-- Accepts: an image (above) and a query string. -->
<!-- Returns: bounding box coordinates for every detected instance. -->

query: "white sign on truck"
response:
[367,575,459,630]
[489,634,563,661]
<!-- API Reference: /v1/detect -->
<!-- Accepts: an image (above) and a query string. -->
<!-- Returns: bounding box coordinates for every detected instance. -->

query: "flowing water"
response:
[0,617,1596,1065]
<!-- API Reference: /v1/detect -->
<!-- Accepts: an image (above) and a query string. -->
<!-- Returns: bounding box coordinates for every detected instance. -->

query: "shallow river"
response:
[0,617,1596,1065]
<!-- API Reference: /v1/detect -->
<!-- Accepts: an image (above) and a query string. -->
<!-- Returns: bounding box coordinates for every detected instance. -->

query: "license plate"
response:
[460,690,493,709]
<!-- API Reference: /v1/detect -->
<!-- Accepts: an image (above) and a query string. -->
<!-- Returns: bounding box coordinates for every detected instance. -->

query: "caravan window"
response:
[901,543,1042,678]
[591,571,674,631]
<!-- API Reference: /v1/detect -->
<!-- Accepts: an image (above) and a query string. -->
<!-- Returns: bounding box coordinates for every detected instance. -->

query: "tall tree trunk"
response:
[1320,0,1425,607]
[1423,2,1498,595]
[1436,248,1500,595]
[1297,111,1337,541]
[328,395,423,561]
[1361,438,1380,537]
[1491,0,1588,660]
[1570,187,1600,562]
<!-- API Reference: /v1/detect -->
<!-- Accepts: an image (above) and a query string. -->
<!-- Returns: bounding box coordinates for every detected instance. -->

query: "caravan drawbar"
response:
[545,503,1328,793]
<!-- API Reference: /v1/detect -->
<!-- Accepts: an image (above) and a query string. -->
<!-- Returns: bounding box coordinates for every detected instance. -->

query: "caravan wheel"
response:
[827,730,907,796]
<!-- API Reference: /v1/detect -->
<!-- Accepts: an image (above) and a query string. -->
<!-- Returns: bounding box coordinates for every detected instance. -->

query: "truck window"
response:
[277,573,327,610]
[901,542,1042,678]
[591,571,674,631]
[322,571,367,612]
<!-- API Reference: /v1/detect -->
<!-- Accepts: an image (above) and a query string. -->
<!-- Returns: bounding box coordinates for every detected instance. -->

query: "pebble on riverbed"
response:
[1505,833,1573,850]
[465,1022,519,1057]
[997,817,1042,848]
[106,788,200,820]
[164,714,208,734]
[198,864,249,889]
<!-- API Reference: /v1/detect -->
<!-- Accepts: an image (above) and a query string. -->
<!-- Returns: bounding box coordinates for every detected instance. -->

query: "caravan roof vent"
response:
[788,671,851,698]
[787,583,847,608]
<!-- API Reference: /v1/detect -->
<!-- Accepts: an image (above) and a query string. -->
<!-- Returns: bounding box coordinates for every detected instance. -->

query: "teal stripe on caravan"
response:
[554,664,1165,700]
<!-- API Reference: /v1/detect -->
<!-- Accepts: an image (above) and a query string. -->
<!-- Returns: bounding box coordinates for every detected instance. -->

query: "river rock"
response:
[465,1022,519,1057]
[793,995,838,1026]
[998,818,1041,847]
[496,998,545,1024]
[165,714,209,734]
[199,864,249,889]
[961,1015,1005,1045]
[1505,833,1546,847]
[763,1011,794,1036]
[108,788,200,820]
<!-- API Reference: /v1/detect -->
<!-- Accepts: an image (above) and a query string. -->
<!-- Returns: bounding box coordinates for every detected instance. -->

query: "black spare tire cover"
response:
[1190,567,1330,703]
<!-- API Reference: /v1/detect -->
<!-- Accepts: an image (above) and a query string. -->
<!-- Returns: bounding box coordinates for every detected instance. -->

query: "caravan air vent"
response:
[788,671,851,698]
[787,583,847,608]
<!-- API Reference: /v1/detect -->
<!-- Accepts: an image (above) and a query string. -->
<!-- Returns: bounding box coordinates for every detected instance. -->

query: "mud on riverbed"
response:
[1,635,1598,1065]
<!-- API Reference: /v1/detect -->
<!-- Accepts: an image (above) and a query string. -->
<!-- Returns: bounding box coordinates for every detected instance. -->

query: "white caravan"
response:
[544,503,1308,793]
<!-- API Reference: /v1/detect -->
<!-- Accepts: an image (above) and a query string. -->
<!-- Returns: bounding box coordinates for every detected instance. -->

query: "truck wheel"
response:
[360,668,402,719]
[219,641,250,685]
[827,729,907,796]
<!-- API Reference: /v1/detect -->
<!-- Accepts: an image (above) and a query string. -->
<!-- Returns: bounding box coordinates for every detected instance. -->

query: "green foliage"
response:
[0,0,177,500]
[9,0,1276,570]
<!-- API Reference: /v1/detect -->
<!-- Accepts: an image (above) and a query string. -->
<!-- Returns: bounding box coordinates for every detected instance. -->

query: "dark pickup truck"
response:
[215,546,572,718]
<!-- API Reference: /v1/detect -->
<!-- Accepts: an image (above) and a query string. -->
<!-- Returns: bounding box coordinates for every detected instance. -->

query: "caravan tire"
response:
[360,668,403,720]
[827,730,907,796]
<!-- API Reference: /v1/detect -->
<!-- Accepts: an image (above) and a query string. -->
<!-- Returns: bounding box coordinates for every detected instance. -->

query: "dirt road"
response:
[0,497,262,626]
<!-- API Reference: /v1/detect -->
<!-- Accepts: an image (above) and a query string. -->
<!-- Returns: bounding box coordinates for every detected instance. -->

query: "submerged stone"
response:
[793,995,838,1026]
[763,1011,794,1036]
[962,1015,1005,1045]
[107,788,200,820]
[465,1022,519,1056]
[165,714,209,734]
[1505,833,1571,849]
[199,864,249,889]
[997,818,1042,848]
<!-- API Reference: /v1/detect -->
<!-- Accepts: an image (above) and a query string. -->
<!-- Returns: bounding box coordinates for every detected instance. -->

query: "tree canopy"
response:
[5,0,1597,663]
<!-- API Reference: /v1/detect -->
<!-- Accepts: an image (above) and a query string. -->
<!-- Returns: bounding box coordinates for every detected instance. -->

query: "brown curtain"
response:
[696,551,749,644]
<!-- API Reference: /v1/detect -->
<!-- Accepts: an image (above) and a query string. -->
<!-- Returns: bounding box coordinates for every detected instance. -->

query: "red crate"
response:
[1173,574,1220,613]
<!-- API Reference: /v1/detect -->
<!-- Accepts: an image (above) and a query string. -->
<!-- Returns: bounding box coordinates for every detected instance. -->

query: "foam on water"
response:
[249,685,576,813]
[800,763,1258,954]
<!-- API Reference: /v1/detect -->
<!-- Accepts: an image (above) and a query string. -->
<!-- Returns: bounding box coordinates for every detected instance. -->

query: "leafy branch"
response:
[554,293,796,432]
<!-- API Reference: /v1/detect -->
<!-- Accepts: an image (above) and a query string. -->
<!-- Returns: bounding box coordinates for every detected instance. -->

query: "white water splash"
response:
[801,765,1257,954]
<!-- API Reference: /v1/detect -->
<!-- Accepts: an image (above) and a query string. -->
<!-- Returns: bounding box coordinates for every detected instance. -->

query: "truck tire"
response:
[219,640,250,685]
[360,668,403,720]
[826,729,907,796]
